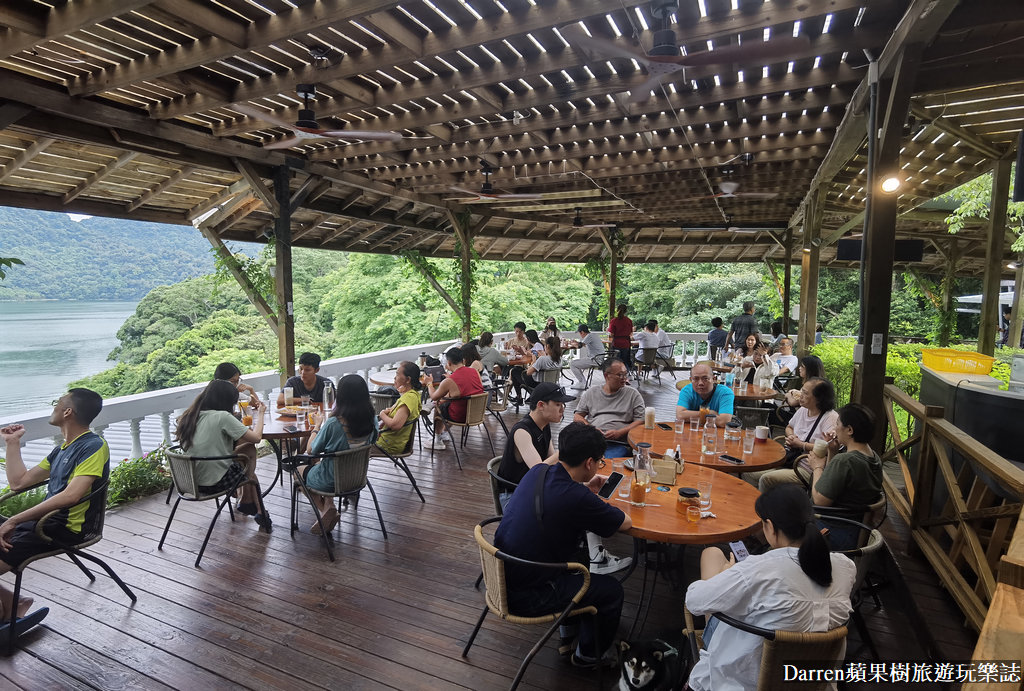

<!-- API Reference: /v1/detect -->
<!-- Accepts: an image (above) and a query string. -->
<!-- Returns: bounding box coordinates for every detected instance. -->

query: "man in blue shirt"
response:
[0,388,109,626]
[676,362,734,426]
[495,422,631,667]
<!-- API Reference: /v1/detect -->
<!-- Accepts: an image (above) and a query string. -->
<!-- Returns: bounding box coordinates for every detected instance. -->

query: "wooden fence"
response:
[881,384,1024,688]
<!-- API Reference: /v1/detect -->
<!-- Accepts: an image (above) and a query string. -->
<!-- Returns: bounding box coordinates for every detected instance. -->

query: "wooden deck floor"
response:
[1,375,977,690]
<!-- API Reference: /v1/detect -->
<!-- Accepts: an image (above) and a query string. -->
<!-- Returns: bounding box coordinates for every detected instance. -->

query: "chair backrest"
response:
[488,380,513,412]
[758,625,848,689]
[640,348,658,366]
[486,457,505,515]
[165,447,246,499]
[463,392,490,425]
[734,406,771,429]
[539,368,561,384]
[475,518,511,617]
[370,391,399,415]
[325,444,374,495]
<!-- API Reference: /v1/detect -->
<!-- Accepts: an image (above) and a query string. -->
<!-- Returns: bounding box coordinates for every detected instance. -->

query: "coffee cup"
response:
[813,439,828,457]
[754,425,770,442]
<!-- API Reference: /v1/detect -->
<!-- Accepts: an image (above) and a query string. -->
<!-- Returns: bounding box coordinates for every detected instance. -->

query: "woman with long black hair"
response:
[684,484,855,691]
[175,379,271,531]
[297,374,376,534]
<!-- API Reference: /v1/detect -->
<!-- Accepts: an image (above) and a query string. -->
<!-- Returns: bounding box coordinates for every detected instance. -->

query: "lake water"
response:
[0,300,137,418]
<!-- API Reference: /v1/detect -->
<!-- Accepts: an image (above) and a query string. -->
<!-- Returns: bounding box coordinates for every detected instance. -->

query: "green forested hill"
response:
[0,207,222,300]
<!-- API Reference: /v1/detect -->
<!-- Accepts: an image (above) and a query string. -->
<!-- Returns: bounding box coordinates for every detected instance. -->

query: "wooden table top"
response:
[604,464,762,544]
[627,423,786,473]
[675,379,778,401]
[262,403,317,440]
[369,370,397,387]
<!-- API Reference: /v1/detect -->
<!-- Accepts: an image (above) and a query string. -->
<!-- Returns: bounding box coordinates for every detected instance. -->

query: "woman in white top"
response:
[755,378,838,492]
[525,337,562,387]
[733,337,779,386]
[461,343,493,389]
[685,484,855,691]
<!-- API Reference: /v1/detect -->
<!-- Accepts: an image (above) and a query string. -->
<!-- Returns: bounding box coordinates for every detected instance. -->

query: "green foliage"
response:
[211,243,275,309]
[0,256,25,280]
[0,207,230,300]
[0,482,47,517]
[940,169,1024,252]
[809,338,925,408]
[107,445,173,507]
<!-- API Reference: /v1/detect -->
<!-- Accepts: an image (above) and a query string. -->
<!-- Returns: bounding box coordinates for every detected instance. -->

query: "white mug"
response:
[754,425,770,442]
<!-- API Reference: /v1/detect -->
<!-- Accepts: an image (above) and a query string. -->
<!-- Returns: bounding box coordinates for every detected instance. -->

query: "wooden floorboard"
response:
[5,373,977,689]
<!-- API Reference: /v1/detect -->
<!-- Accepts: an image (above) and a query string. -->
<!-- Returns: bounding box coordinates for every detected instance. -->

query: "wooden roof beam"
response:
[0,0,153,60]
[234,159,280,216]
[0,102,33,129]
[341,224,384,250]
[0,136,55,184]
[64,151,138,204]
[149,0,247,48]
[0,4,46,35]
[186,178,248,222]
[319,220,354,246]
[909,103,1006,160]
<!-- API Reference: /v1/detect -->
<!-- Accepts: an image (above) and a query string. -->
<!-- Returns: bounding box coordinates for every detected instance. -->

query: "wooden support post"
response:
[978,158,1012,355]
[273,165,295,386]
[797,191,822,357]
[1009,256,1024,350]
[449,212,474,342]
[197,225,278,332]
[783,227,793,336]
[854,46,922,452]
[938,240,959,347]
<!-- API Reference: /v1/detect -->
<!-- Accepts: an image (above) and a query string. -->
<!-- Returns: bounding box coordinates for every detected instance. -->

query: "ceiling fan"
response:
[560,207,617,229]
[447,162,545,202]
[561,2,810,103]
[235,84,409,149]
[703,181,779,200]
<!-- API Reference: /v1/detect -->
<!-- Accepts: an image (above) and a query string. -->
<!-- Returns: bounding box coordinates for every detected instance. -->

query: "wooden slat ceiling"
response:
[0,0,1021,275]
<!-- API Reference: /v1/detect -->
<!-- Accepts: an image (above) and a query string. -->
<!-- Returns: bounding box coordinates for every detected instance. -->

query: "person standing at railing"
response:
[0,388,109,624]
[276,352,332,406]
[607,303,634,370]
[707,317,728,361]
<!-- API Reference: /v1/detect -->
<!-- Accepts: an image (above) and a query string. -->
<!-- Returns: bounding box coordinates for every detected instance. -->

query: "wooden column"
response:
[853,47,921,450]
[273,165,295,385]
[978,158,1012,355]
[938,240,959,347]
[1009,256,1024,350]
[451,214,473,342]
[797,191,822,357]
[783,227,793,335]
[608,247,618,321]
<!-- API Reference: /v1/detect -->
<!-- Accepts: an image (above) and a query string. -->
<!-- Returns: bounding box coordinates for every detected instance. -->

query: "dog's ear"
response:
[619,640,630,653]
[652,650,663,661]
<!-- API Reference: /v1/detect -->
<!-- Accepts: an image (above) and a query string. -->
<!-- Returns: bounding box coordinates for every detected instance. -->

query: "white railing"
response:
[0,331,709,457]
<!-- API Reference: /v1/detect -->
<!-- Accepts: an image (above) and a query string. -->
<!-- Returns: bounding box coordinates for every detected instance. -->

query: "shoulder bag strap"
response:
[532,463,551,529]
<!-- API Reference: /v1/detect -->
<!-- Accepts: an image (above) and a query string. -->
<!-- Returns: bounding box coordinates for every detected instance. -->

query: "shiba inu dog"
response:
[617,638,685,690]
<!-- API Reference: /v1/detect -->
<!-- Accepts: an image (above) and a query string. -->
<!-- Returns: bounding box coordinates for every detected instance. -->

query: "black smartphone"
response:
[657,422,672,431]
[598,471,624,498]
[719,454,744,465]
[284,424,298,433]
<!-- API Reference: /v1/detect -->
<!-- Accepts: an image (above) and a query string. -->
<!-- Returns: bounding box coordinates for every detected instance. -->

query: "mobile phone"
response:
[598,472,624,498]
[719,454,744,465]
[284,424,298,433]
[657,422,672,431]
[729,540,750,561]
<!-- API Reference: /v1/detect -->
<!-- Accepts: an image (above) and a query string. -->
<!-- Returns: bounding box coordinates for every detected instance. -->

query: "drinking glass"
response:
[283,386,294,406]
[743,429,756,454]
[630,470,649,506]
[238,394,252,427]
[689,417,700,433]
[300,394,311,408]
[687,506,701,524]
[697,480,712,511]
[674,419,685,437]
[613,461,630,499]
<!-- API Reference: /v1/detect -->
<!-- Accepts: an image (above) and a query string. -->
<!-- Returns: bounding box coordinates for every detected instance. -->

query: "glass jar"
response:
[677,487,700,514]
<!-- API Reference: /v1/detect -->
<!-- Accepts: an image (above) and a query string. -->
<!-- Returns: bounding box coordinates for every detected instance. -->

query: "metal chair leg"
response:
[74,552,138,602]
[158,497,182,551]
[462,606,489,657]
[365,480,388,539]
[510,600,579,690]
[66,552,96,581]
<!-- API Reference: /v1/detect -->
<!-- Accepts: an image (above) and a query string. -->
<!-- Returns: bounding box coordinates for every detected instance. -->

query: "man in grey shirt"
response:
[726,301,759,349]
[573,357,645,458]
[568,324,607,390]
[477,331,509,376]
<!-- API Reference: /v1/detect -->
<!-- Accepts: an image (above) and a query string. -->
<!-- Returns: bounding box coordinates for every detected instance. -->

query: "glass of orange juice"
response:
[239,395,252,426]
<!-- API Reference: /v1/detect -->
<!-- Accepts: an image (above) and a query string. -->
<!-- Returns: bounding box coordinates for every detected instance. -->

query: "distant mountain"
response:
[0,208,251,300]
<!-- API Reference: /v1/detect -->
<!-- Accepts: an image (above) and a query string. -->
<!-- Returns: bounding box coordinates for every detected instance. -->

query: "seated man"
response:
[495,423,632,667]
[0,388,109,624]
[568,324,607,390]
[675,361,734,426]
[573,358,645,459]
[770,337,799,375]
[649,319,677,376]
[423,346,485,451]
[633,321,662,368]
[277,351,332,405]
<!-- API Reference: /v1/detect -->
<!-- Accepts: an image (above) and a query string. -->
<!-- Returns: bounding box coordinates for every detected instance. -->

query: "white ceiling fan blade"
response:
[262,135,308,150]
[735,192,779,199]
[681,35,812,68]
[317,128,403,142]
[627,73,676,103]
[234,103,296,130]
[561,24,652,65]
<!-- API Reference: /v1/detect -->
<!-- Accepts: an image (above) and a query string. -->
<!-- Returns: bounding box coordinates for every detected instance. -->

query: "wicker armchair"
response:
[463,516,599,691]
[435,393,495,470]
[289,444,385,562]
[370,418,425,503]
[161,447,265,567]
[819,514,885,660]
[486,380,514,436]
[683,606,848,691]
[369,391,399,415]
[0,479,136,653]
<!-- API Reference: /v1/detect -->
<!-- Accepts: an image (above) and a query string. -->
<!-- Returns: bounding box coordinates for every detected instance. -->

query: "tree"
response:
[0,256,24,280]
[941,168,1024,251]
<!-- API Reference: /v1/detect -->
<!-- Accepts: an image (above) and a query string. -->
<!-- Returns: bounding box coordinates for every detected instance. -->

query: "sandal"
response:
[311,507,339,536]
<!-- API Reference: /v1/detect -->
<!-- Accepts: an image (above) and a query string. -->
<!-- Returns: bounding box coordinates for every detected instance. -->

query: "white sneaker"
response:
[428,437,447,451]
[440,432,453,444]
[589,546,632,575]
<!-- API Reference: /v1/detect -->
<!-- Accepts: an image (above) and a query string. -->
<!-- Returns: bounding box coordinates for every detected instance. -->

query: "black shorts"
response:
[197,461,248,495]
[0,519,85,569]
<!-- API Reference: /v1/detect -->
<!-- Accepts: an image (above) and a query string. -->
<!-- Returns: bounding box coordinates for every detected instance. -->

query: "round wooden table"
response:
[627,423,786,474]
[675,379,778,402]
[261,404,316,496]
[368,370,398,387]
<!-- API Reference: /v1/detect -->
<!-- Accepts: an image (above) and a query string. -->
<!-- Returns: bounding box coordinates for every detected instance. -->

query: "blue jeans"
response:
[604,441,632,459]
[506,572,623,658]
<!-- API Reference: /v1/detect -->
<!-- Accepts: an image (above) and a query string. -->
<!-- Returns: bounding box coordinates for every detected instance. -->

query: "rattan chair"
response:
[683,606,848,691]
[583,352,609,388]
[0,479,137,654]
[161,447,266,567]
[486,380,514,436]
[435,393,494,470]
[369,391,399,415]
[474,457,520,589]
[734,405,771,429]
[464,516,599,691]
[370,418,425,503]
[636,348,662,385]
[290,444,386,561]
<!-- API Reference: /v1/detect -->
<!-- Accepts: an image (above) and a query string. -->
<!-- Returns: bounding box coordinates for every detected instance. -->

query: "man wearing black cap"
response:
[497,382,575,506]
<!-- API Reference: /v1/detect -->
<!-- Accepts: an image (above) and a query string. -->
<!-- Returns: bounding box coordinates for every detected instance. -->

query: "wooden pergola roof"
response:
[0,0,1021,273]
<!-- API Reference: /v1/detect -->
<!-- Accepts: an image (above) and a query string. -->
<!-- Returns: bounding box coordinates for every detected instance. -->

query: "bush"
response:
[107,445,173,507]
[0,481,47,517]
[809,338,925,408]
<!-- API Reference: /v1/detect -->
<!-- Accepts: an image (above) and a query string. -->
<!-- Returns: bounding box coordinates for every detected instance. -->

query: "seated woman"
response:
[769,355,826,427]
[298,374,377,534]
[424,346,486,450]
[806,403,884,549]
[754,378,839,491]
[375,361,423,455]
[213,362,259,405]
[462,343,493,390]
[175,379,271,531]
[524,336,562,390]
[728,332,761,365]
[732,335,778,386]
[510,330,545,402]
[685,484,855,691]
[541,316,560,341]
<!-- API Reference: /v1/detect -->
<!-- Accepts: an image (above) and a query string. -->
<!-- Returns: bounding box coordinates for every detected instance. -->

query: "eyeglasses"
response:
[691,376,712,383]
[608,371,629,379]
[595,458,606,469]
